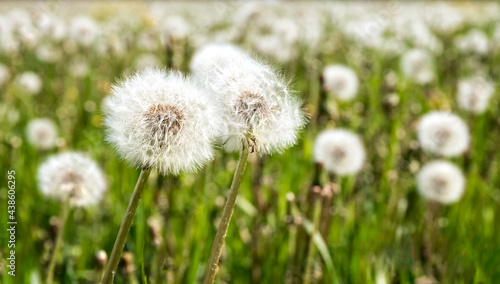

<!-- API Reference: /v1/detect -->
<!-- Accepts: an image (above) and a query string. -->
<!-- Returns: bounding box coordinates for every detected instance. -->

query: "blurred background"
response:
[0,1,500,283]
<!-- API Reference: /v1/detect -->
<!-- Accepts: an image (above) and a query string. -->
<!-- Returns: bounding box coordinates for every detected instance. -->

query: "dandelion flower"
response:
[457,76,495,114]
[400,49,434,85]
[190,43,247,85]
[313,129,365,175]
[417,160,465,204]
[38,152,107,207]
[193,50,306,154]
[17,71,42,95]
[322,64,359,101]
[417,111,469,157]
[455,29,489,55]
[103,68,222,175]
[68,16,99,47]
[26,118,58,150]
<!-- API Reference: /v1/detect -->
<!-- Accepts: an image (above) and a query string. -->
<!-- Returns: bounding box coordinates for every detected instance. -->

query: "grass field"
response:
[1,2,500,283]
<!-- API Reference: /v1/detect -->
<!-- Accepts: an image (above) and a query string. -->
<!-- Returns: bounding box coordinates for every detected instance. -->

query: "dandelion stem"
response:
[204,140,250,284]
[46,200,71,284]
[102,169,151,284]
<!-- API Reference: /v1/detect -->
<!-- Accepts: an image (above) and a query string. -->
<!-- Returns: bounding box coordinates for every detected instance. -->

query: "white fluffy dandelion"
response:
[400,49,434,85]
[193,49,306,154]
[417,111,469,157]
[17,71,42,95]
[103,68,222,175]
[26,118,58,150]
[38,152,107,207]
[455,29,489,55]
[313,129,365,175]
[457,76,495,114]
[68,16,99,47]
[417,160,465,204]
[322,64,359,101]
[190,43,247,85]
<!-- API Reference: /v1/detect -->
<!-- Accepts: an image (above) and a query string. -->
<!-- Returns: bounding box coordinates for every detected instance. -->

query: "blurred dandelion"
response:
[400,48,434,85]
[17,71,42,95]
[38,152,107,207]
[314,129,365,175]
[68,15,99,47]
[457,76,495,114]
[38,152,107,284]
[455,29,489,55]
[417,111,469,157]
[26,118,58,150]
[417,160,465,204]
[322,64,359,101]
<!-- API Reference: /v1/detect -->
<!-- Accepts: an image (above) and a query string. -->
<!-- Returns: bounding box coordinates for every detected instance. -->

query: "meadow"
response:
[1,2,500,283]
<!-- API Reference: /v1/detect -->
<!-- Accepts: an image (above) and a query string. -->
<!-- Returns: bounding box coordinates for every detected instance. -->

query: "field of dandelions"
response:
[1,2,500,283]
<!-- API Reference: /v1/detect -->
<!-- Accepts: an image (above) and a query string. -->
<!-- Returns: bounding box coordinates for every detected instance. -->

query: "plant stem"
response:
[102,169,151,284]
[46,200,71,284]
[204,140,250,284]
[303,198,322,284]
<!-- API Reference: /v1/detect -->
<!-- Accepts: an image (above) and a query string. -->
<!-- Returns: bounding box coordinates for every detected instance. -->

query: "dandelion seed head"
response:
[400,49,434,85]
[314,129,365,175]
[455,29,489,55]
[26,118,58,150]
[104,68,222,175]
[38,152,107,207]
[418,111,469,157]
[322,65,359,101]
[457,76,495,114]
[17,71,42,95]
[417,160,465,204]
[193,49,306,154]
[69,16,100,47]
[190,43,247,85]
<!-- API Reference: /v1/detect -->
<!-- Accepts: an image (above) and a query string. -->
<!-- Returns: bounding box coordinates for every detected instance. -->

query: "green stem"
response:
[46,200,71,284]
[204,140,250,284]
[102,169,151,284]
[303,199,322,284]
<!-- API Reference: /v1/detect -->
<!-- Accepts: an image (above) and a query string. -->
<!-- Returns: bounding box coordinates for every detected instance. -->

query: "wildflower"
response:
[190,43,247,85]
[417,160,465,204]
[26,118,58,150]
[457,76,495,114]
[103,68,222,175]
[455,29,489,55]
[68,16,99,47]
[17,71,42,95]
[322,64,359,101]
[417,111,469,157]
[38,152,107,207]
[400,49,434,85]
[313,129,365,175]
[192,49,306,154]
